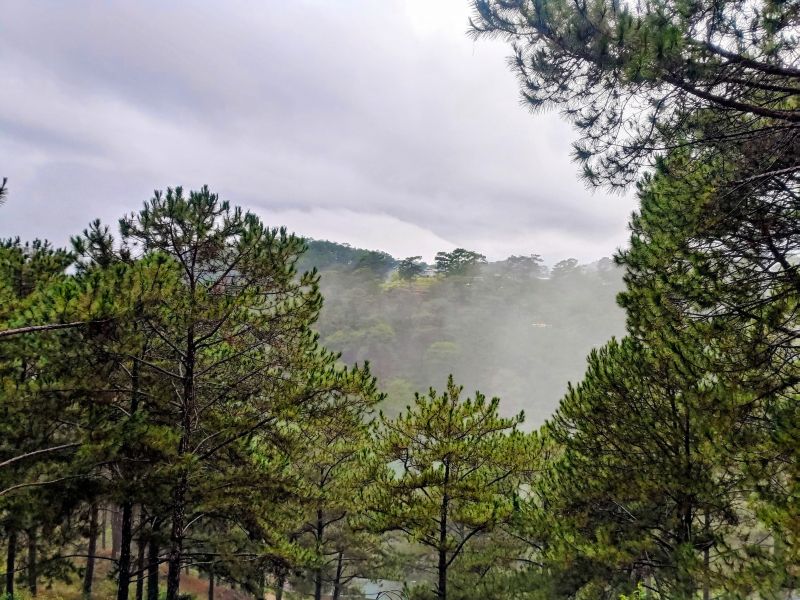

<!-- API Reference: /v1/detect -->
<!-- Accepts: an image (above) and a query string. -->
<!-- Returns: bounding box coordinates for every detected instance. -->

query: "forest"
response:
[1,0,798,599]
[299,240,625,423]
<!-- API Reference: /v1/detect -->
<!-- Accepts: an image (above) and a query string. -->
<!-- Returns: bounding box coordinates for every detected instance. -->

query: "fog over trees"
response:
[300,241,625,424]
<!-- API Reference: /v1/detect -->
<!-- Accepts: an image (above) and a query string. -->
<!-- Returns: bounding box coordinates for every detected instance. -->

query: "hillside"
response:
[299,240,626,425]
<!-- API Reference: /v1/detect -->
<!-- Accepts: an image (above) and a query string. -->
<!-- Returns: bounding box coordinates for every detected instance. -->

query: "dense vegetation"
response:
[299,241,624,423]
[1,0,798,598]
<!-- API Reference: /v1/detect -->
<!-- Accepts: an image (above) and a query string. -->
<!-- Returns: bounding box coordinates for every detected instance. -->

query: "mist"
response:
[299,240,627,426]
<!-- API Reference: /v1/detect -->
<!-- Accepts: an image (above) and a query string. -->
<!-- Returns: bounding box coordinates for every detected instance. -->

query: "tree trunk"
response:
[314,508,324,600]
[256,570,265,600]
[84,503,99,599]
[124,358,143,600]
[332,551,344,600]
[314,570,323,600]
[26,527,37,596]
[147,529,160,600]
[437,533,448,599]
[208,569,214,600]
[437,461,450,600]
[274,573,285,600]
[101,507,107,550]
[112,506,122,559]
[167,328,194,600]
[703,510,710,600]
[135,513,146,600]
[6,529,17,599]
[116,500,134,600]
[166,471,187,600]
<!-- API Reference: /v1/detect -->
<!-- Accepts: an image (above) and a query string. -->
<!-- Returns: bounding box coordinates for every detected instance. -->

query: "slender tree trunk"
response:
[112,506,122,559]
[437,461,450,600]
[84,503,99,599]
[274,573,285,600]
[314,570,323,600]
[116,500,134,600]
[26,527,37,596]
[135,512,146,600]
[207,570,214,600]
[101,507,107,550]
[166,478,189,600]
[332,551,344,600]
[314,509,324,600]
[167,328,194,600]
[120,356,142,600]
[256,570,264,600]
[703,510,710,600]
[146,528,160,600]
[166,457,188,599]
[437,526,448,599]
[6,528,17,599]
[677,409,696,600]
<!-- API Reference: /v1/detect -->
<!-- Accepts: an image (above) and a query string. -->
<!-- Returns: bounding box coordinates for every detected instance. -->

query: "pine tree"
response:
[472,1,800,593]
[617,148,800,592]
[434,249,487,277]
[471,0,800,187]
[110,185,373,600]
[397,257,426,280]
[367,377,537,600]
[291,375,381,600]
[0,239,98,597]
[537,336,754,598]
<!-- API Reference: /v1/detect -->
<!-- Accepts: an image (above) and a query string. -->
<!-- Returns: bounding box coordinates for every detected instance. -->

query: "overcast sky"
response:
[0,0,635,264]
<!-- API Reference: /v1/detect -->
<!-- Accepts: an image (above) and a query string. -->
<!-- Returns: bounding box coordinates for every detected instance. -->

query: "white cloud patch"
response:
[261,209,456,262]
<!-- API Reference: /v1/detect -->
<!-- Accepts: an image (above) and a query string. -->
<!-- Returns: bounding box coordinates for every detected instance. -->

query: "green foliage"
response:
[550,258,578,278]
[397,256,426,280]
[312,246,625,425]
[534,336,756,598]
[434,248,486,277]
[297,240,396,278]
[275,361,384,597]
[610,145,800,594]
[618,582,647,600]
[472,0,800,596]
[3,10,798,590]
[502,254,546,279]
[0,187,386,600]
[0,237,94,597]
[367,376,539,599]
[471,0,799,187]
[423,341,461,368]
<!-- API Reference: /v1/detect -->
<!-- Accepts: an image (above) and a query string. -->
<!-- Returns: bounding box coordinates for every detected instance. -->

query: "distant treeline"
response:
[299,240,625,423]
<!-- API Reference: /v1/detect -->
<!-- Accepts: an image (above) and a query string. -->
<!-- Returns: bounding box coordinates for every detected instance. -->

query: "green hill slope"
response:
[300,240,625,425]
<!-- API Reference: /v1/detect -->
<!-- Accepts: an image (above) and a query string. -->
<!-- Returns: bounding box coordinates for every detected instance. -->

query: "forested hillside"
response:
[299,241,625,423]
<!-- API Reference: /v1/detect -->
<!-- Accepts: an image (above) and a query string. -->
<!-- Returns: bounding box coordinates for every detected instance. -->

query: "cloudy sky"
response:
[0,0,635,263]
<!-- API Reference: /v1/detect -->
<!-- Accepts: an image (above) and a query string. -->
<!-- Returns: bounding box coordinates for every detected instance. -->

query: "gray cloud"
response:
[0,0,635,263]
